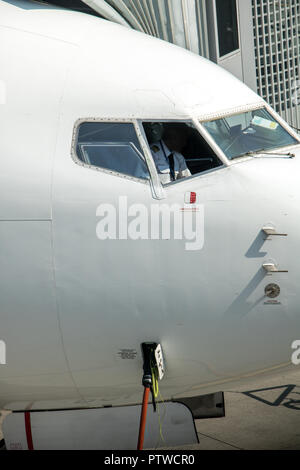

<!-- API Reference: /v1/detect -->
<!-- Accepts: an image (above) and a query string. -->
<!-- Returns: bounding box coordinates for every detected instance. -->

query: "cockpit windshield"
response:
[201,107,299,160]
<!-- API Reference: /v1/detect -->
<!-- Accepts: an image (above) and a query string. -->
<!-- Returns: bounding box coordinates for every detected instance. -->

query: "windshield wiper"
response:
[241,149,295,158]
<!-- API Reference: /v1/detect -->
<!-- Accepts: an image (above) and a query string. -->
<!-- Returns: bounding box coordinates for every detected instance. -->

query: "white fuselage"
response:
[0,0,300,411]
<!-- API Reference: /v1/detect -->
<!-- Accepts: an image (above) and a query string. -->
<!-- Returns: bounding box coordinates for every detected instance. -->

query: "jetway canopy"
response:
[82,0,210,57]
[32,0,243,68]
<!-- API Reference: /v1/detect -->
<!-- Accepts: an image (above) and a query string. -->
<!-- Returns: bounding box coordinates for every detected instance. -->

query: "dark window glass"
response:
[76,122,149,180]
[216,0,239,57]
[202,107,298,160]
[143,121,222,183]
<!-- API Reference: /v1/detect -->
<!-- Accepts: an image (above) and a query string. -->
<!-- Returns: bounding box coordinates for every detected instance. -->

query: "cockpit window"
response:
[201,108,298,160]
[142,121,223,185]
[76,122,150,180]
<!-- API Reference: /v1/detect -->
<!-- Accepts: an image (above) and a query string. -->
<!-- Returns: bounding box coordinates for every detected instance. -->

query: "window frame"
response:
[199,103,300,164]
[70,105,298,194]
[71,117,229,191]
[71,118,154,185]
[138,118,228,187]
[78,140,148,176]
[215,0,240,59]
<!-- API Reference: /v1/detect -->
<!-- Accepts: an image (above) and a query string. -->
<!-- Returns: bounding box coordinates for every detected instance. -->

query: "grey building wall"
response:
[251,0,300,131]
[205,0,300,132]
[205,0,257,91]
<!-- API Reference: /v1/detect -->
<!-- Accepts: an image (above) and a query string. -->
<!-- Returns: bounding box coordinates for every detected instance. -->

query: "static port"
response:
[265,283,280,298]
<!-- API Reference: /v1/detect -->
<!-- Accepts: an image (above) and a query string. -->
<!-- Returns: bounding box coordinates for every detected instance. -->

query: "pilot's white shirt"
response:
[150,140,191,184]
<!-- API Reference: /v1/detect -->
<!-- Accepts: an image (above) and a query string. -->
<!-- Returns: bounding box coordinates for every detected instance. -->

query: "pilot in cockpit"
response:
[150,123,191,184]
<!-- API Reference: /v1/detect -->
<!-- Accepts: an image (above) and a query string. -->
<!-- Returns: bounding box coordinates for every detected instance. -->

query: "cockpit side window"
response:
[75,122,150,181]
[142,121,223,185]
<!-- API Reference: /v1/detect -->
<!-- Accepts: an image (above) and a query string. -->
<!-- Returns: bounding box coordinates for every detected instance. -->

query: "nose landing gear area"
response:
[1,367,300,449]
[1,402,198,450]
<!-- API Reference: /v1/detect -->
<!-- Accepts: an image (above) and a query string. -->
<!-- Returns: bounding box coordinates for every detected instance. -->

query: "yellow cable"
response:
[150,363,166,447]
[156,392,166,447]
[151,365,159,398]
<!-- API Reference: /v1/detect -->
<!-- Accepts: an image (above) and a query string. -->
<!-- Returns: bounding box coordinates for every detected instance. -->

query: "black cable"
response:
[288,124,300,133]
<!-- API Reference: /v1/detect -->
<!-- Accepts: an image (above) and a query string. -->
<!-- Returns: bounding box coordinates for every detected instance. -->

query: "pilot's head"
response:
[163,123,189,153]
